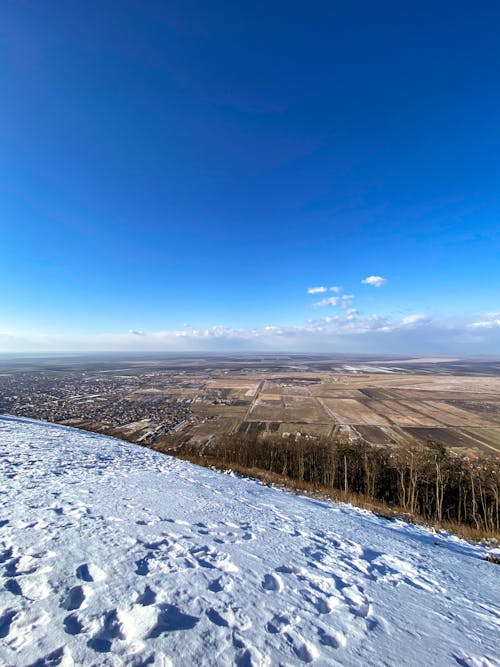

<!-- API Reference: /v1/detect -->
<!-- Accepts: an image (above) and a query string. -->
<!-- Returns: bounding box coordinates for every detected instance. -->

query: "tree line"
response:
[184,433,499,534]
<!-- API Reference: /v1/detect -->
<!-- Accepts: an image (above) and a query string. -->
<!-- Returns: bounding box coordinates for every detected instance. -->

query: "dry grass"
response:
[485,554,500,564]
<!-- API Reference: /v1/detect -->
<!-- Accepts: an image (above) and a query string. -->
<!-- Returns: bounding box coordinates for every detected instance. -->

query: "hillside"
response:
[0,416,498,666]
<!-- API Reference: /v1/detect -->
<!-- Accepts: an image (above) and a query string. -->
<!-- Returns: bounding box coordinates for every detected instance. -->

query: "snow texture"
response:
[0,415,498,666]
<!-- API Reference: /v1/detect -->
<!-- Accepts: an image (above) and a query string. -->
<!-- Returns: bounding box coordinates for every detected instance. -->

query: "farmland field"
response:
[183,359,500,456]
[2,354,500,457]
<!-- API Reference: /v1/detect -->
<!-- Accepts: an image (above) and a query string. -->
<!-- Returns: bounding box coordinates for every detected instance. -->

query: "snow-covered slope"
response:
[0,416,498,667]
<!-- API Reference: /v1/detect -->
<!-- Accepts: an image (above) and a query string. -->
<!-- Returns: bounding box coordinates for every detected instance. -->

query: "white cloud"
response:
[469,312,500,329]
[2,311,500,354]
[340,294,355,309]
[399,314,431,327]
[361,275,388,287]
[308,285,342,294]
[313,294,355,309]
[313,296,340,307]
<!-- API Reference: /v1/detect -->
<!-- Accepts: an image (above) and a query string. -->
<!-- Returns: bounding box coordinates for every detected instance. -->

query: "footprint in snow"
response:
[135,554,153,576]
[208,576,225,593]
[261,573,283,592]
[76,563,106,582]
[265,613,294,634]
[6,576,51,601]
[189,545,238,573]
[147,604,199,637]
[26,646,72,667]
[86,608,124,653]
[312,595,336,614]
[5,578,23,596]
[285,631,319,663]
[0,609,17,639]
[318,628,347,648]
[0,545,14,563]
[61,585,87,611]
[235,646,267,667]
[141,537,171,552]
[136,585,157,606]
[63,613,84,635]
[352,601,372,619]
[207,607,230,628]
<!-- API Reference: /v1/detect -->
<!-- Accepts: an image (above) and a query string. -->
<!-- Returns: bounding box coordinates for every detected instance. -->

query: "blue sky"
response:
[1,1,500,353]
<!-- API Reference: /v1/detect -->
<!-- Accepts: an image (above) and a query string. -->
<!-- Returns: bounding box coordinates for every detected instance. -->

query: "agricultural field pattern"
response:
[1,354,500,457]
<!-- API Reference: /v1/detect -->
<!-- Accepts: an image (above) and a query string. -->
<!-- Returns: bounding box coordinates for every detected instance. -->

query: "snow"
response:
[0,416,498,667]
